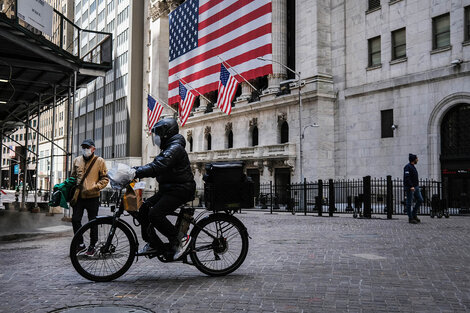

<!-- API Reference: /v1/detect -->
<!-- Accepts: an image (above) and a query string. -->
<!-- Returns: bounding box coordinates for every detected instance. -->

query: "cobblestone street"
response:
[0,211,469,313]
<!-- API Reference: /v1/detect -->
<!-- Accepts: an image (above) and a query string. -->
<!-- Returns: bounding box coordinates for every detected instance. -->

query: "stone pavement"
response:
[0,211,469,313]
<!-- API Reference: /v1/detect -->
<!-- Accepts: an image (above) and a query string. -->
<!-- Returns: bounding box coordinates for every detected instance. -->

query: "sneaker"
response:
[174,235,191,260]
[76,243,86,254]
[139,243,158,255]
[85,246,96,256]
[409,218,418,224]
[414,216,421,223]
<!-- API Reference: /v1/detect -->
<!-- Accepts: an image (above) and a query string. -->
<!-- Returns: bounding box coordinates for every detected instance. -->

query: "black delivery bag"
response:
[203,162,254,211]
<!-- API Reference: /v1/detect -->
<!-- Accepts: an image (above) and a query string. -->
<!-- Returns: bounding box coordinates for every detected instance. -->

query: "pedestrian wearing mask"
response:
[71,139,109,255]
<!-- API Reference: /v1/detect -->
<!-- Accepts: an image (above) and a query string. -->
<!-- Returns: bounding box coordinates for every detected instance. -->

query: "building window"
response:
[465,6,470,42]
[381,109,394,138]
[368,36,381,67]
[252,126,258,146]
[188,136,193,152]
[227,130,233,149]
[368,0,381,11]
[432,13,450,50]
[280,121,289,143]
[206,134,212,151]
[392,28,406,60]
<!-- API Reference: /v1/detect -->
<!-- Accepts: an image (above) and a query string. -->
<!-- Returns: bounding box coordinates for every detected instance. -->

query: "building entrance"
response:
[440,104,470,209]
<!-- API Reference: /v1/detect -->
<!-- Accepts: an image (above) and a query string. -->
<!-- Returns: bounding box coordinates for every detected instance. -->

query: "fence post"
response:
[270,181,273,214]
[303,178,307,215]
[329,179,335,217]
[317,179,323,216]
[386,175,393,219]
[363,176,371,218]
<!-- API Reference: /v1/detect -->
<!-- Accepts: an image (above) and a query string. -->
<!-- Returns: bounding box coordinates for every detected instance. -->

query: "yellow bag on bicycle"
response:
[123,181,144,211]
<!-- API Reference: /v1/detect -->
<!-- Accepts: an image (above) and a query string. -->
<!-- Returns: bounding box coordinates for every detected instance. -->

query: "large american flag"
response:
[147,95,163,132]
[168,0,273,105]
[179,81,197,126]
[217,63,240,115]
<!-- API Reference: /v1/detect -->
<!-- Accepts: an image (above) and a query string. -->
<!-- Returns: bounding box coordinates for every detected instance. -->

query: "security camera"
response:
[391,124,398,130]
[451,59,463,66]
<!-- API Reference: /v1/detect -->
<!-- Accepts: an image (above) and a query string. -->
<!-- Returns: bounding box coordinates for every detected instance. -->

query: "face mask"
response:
[153,134,161,147]
[82,148,93,158]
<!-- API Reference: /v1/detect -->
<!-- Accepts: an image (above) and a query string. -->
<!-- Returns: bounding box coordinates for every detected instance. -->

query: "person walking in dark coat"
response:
[404,153,423,224]
[133,118,196,260]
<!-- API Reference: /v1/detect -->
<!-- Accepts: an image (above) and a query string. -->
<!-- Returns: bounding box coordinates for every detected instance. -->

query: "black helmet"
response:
[151,118,179,140]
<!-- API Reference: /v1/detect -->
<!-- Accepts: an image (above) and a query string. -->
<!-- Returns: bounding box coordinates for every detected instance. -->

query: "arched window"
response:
[228,130,233,148]
[280,121,289,143]
[206,133,212,151]
[252,126,258,146]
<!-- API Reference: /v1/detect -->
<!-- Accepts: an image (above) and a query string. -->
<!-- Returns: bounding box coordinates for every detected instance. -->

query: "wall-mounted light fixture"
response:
[391,124,398,130]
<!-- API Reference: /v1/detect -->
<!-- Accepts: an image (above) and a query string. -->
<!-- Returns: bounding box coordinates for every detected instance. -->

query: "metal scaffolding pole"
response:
[65,75,72,178]
[21,105,30,210]
[49,85,57,196]
[33,100,41,210]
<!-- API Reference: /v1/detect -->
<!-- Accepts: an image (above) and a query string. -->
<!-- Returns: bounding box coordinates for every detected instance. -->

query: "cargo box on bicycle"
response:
[203,162,254,211]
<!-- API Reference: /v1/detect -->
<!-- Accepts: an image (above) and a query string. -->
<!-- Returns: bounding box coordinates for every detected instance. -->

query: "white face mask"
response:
[82,148,93,158]
[153,134,161,147]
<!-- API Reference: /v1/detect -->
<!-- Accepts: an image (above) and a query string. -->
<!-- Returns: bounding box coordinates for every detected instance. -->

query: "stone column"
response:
[267,0,287,93]
[237,82,252,101]
[194,97,208,116]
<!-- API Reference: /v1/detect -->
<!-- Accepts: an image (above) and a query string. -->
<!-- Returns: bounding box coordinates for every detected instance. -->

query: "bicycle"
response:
[69,179,250,282]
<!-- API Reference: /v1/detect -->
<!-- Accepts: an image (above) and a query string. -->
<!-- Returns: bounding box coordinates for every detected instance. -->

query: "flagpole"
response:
[176,75,213,105]
[147,92,177,113]
[217,56,259,93]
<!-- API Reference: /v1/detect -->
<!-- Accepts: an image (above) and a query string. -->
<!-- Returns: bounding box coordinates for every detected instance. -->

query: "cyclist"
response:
[133,118,196,260]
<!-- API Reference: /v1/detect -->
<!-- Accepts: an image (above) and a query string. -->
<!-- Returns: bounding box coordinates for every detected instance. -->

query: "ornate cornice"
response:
[186,130,193,138]
[225,122,232,133]
[204,126,211,135]
[249,118,258,128]
[278,112,287,123]
[150,0,170,21]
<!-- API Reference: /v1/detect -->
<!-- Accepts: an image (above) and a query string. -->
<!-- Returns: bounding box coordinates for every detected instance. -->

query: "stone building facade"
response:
[145,0,470,203]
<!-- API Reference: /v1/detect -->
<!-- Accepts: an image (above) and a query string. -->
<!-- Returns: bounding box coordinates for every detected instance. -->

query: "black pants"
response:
[139,192,186,252]
[72,197,100,247]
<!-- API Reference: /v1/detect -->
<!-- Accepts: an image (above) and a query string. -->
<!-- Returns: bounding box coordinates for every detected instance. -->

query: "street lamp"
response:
[257,57,305,182]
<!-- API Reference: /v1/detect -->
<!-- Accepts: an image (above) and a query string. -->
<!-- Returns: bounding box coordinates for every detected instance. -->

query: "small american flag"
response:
[168,0,273,105]
[179,81,196,126]
[217,63,240,115]
[147,95,163,132]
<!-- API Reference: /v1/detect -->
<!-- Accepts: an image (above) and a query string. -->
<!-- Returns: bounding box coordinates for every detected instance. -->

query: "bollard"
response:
[363,176,371,218]
[346,196,353,212]
[386,175,393,219]
[303,178,307,215]
[328,179,335,217]
[317,179,323,216]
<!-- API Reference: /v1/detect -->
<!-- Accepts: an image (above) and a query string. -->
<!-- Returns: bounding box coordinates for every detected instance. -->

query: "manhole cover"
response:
[52,305,154,313]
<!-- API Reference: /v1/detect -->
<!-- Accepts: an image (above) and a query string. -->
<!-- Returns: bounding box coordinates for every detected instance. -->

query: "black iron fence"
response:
[256,176,462,216]
[103,177,464,217]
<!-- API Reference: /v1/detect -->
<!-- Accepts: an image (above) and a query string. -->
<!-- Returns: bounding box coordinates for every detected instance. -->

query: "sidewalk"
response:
[0,209,73,241]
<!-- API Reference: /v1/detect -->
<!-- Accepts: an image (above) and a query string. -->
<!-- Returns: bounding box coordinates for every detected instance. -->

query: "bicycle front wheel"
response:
[70,219,136,282]
[190,213,249,276]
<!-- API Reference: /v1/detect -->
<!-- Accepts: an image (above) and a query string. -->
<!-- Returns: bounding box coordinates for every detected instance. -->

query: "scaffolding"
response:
[0,0,112,214]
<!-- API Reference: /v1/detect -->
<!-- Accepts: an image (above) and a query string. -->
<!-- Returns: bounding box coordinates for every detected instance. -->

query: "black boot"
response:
[413,216,421,223]
[409,218,418,224]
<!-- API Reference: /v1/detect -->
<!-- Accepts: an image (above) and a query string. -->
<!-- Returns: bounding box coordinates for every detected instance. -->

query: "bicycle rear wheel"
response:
[70,219,136,282]
[189,213,249,276]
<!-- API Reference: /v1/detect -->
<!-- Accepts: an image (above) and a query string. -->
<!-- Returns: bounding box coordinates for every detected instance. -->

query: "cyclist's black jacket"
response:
[135,133,195,201]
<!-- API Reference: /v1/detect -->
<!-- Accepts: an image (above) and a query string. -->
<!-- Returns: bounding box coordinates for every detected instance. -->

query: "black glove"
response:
[132,166,142,179]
